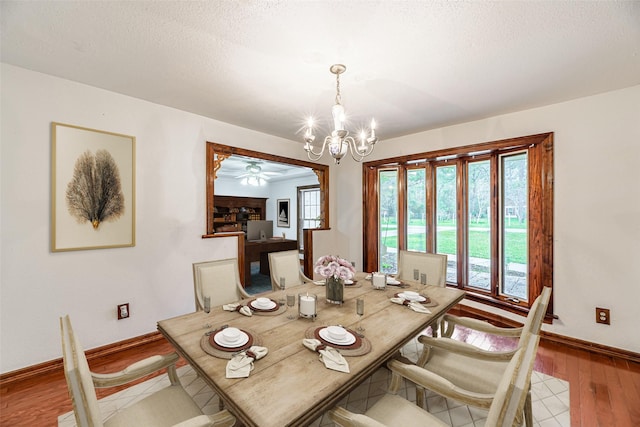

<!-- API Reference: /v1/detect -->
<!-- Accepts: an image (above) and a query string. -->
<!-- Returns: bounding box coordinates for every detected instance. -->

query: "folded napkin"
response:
[222,303,253,317]
[302,339,350,373]
[225,346,268,378]
[390,297,431,314]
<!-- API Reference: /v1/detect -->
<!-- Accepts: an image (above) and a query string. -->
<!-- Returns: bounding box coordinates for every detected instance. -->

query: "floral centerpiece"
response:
[314,255,355,304]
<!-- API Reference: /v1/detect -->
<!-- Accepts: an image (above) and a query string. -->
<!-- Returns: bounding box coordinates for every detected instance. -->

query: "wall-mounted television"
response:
[246,220,273,242]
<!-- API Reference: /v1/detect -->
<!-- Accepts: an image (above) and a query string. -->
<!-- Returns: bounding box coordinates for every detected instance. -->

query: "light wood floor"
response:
[1,324,639,426]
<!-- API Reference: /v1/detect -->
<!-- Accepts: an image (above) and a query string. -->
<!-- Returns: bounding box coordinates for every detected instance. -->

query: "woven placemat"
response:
[246,298,288,316]
[305,326,371,357]
[393,292,439,308]
[200,328,263,359]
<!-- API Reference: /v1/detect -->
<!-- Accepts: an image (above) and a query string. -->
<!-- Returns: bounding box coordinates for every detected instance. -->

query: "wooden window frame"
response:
[362,133,554,318]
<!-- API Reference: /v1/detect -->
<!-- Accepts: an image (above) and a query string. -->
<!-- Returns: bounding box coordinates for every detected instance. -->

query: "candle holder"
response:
[298,293,317,320]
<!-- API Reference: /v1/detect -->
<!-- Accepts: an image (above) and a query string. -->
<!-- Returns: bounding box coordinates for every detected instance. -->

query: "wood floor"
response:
[1,326,639,426]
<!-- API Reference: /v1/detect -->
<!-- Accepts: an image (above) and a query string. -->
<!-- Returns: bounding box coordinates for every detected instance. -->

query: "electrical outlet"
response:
[595,307,610,325]
[117,303,130,320]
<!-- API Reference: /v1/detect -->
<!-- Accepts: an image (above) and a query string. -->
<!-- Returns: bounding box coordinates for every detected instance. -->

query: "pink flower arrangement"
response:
[314,255,355,280]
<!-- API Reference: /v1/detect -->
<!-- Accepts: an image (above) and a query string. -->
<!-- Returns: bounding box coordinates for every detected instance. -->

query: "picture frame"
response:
[51,122,136,252]
[277,198,290,228]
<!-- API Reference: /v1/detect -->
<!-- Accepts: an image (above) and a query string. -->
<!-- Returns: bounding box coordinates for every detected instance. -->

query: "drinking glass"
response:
[286,294,296,319]
[356,298,365,332]
[279,277,286,306]
[204,296,211,313]
[413,269,419,281]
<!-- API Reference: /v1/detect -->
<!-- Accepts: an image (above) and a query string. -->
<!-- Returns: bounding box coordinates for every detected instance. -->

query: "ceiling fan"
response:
[235,161,280,185]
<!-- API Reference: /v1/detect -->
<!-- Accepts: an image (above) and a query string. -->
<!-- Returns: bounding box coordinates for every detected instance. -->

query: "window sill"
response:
[459,288,555,324]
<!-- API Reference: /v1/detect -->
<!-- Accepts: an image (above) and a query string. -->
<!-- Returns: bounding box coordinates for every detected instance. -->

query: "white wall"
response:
[334,85,640,353]
[0,64,334,373]
[269,175,319,241]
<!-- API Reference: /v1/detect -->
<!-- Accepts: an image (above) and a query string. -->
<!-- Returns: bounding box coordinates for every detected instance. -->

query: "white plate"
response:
[250,299,277,310]
[344,279,354,285]
[319,328,356,345]
[314,280,326,285]
[387,277,401,285]
[398,292,426,302]
[214,330,249,348]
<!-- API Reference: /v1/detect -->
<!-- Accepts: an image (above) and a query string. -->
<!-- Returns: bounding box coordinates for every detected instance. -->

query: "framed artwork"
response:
[277,198,290,228]
[51,122,136,252]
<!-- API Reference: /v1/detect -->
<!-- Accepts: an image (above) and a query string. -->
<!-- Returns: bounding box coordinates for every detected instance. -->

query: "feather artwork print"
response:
[65,149,125,229]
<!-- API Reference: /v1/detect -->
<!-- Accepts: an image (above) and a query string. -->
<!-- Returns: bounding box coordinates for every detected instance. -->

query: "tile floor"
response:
[59,337,570,427]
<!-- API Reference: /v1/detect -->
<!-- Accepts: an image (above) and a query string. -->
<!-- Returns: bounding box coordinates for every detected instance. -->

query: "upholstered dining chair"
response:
[396,250,448,286]
[329,332,541,427]
[415,286,552,427]
[396,250,448,336]
[60,315,236,427]
[193,258,251,311]
[268,249,313,291]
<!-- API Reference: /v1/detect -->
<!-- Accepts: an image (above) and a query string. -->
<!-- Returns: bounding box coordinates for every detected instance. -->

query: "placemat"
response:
[200,327,263,359]
[244,298,288,316]
[393,292,439,308]
[305,326,371,357]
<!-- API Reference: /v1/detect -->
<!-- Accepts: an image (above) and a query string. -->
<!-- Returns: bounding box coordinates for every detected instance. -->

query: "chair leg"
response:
[524,388,533,427]
[416,386,426,409]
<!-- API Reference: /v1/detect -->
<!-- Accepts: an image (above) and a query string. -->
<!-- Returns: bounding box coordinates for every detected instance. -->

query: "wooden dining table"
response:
[158,276,465,427]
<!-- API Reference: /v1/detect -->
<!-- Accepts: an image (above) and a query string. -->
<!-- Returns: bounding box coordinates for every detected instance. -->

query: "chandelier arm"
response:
[345,137,375,162]
[305,136,330,159]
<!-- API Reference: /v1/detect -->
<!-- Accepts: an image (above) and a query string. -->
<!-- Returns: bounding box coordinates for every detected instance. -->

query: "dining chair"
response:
[415,286,552,427]
[193,258,251,311]
[60,315,236,427]
[268,249,313,291]
[396,250,448,286]
[329,332,541,427]
[396,250,448,336]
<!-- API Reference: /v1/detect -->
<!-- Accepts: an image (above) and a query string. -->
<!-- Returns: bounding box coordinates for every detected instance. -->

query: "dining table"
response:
[157,274,465,427]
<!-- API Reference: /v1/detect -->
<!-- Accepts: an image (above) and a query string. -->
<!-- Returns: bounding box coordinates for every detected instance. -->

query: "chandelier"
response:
[303,64,378,164]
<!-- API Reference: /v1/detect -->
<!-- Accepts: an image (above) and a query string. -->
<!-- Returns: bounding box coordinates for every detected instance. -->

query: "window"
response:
[297,185,321,250]
[379,170,398,273]
[362,133,553,316]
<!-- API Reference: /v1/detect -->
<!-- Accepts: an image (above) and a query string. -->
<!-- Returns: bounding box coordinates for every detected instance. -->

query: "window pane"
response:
[299,187,320,250]
[501,152,528,300]
[436,165,457,282]
[379,169,398,274]
[467,160,491,290]
[407,169,426,252]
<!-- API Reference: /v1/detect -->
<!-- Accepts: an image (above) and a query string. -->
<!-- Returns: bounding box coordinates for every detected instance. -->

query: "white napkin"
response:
[225,346,268,378]
[302,338,350,373]
[222,303,253,317]
[390,297,431,314]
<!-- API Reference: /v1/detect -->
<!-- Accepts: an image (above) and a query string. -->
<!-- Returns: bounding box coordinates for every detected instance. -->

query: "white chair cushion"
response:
[104,384,203,427]
[423,346,506,395]
[365,394,449,427]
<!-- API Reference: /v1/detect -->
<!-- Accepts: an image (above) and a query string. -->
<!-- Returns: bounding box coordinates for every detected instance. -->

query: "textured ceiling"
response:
[2,1,639,143]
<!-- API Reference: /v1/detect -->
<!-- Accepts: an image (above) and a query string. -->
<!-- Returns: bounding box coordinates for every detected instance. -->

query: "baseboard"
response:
[449,304,640,364]
[0,331,164,386]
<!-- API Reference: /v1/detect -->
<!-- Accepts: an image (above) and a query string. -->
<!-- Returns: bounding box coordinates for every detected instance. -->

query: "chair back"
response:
[485,332,541,426]
[521,286,552,338]
[268,250,307,291]
[193,258,248,311]
[60,315,104,427]
[397,250,447,286]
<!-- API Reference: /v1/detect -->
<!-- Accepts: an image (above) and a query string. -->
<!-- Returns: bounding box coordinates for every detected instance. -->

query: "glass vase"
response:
[325,276,344,305]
